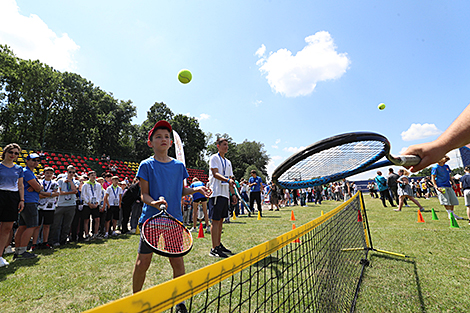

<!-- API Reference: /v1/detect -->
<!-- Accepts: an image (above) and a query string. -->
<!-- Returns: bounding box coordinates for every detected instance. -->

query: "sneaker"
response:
[405,205,410,207]
[43,243,53,250]
[219,243,233,254]
[0,257,9,267]
[112,231,119,236]
[104,233,109,239]
[205,227,211,234]
[13,251,37,260]
[209,246,228,258]
[31,245,39,251]
[53,242,60,247]
[129,229,136,234]
[175,303,188,313]
[189,227,197,232]
[455,215,465,220]
[4,245,14,254]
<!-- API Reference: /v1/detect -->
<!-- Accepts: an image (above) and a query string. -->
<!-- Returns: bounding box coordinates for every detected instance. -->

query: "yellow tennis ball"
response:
[378,103,386,110]
[178,69,192,84]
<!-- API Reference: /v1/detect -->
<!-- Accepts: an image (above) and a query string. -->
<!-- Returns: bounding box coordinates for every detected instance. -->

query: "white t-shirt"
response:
[38,179,59,210]
[209,153,233,199]
[106,185,123,206]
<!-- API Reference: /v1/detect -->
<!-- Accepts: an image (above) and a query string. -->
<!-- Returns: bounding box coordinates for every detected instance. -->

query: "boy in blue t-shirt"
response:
[431,155,463,220]
[132,120,211,311]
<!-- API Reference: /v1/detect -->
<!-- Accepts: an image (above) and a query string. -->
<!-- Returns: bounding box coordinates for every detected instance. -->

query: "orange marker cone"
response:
[290,210,296,221]
[417,210,425,223]
[357,209,363,222]
[197,223,205,238]
[292,224,300,243]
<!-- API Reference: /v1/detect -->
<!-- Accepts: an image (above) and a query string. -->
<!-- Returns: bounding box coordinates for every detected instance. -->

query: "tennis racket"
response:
[272,132,420,189]
[141,197,193,257]
[233,186,253,216]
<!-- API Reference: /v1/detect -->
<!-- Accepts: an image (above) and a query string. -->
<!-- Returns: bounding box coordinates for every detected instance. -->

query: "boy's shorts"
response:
[193,197,207,203]
[39,210,55,225]
[208,196,229,221]
[19,202,39,228]
[464,189,470,206]
[106,206,120,221]
[82,205,101,219]
[437,187,459,206]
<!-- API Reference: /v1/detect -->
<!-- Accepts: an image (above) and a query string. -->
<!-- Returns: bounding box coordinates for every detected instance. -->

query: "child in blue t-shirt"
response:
[132,120,211,312]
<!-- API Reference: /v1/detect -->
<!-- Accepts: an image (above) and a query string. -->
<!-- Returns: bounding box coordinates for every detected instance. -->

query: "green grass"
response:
[1,196,469,312]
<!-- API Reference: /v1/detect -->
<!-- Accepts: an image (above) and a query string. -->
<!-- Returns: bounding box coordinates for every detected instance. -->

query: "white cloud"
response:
[283,146,306,154]
[401,123,442,141]
[267,156,285,179]
[256,31,350,97]
[0,0,79,71]
[197,113,210,121]
[253,99,262,107]
[272,145,278,149]
[255,44,266,58]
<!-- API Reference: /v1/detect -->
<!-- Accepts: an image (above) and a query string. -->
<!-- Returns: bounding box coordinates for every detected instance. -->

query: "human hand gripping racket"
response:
[141,197,193,257]
[272,132,421,189]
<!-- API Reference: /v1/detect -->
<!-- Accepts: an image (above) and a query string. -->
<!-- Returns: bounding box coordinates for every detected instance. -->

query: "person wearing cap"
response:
[103,176,123,237]
[132,120,211,313]
[48,165,79,246]
[14,153,49,260]
[0,143,25,267]
[208,137,237,258]
[432,155,464,220]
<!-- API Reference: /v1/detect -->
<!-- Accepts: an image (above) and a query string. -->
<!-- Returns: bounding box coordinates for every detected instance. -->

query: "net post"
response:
[358,190,374,251]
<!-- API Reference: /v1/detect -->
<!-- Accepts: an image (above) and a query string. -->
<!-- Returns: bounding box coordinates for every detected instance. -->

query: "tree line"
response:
[0,45,269,178]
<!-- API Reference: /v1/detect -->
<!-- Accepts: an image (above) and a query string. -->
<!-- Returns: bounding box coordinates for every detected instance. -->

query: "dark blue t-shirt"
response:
[460,173,470,190]
[189,181,205,200]
[249,176,263,192]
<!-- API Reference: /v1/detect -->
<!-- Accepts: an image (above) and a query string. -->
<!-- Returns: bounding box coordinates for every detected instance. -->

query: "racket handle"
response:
[389,155,421,166]
[159,196,166,210]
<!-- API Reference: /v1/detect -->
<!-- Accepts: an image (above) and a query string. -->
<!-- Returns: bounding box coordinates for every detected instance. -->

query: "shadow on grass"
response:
[0,257,40,281]
[369,253,426,313]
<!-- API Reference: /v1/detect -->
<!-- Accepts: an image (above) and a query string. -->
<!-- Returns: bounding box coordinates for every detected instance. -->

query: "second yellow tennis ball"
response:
[178,69,192,84]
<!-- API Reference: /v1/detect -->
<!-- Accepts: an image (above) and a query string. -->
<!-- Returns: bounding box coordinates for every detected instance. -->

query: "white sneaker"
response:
[189,227,197,232]
[205,227,211,234]
[104,233,109,239]
[111,231,119,236]
[454,214,465,220]
[129,229,136,234]
[4,245,14,254]
[0,257,9,267]
[405,205,410,207]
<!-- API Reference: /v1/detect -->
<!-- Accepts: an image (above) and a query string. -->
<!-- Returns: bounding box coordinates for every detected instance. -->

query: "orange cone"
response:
[417,210,425,223]
[290,210,296,221]
[292,224,300,243]
[357,209,363,222]
[197,223,205,238]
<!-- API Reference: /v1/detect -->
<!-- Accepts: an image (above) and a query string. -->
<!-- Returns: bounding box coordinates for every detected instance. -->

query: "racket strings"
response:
[278,140,386,183]
[144,217,192,254]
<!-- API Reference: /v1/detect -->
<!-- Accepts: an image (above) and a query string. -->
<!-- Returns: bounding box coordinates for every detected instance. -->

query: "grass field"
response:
[1,194,469,313]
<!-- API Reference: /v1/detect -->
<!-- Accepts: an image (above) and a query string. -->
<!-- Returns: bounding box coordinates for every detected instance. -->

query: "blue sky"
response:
[1,0,469,180]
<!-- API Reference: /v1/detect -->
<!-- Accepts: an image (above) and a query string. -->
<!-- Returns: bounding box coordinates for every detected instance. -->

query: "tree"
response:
[243,165,267,184]
[170,114,206,169]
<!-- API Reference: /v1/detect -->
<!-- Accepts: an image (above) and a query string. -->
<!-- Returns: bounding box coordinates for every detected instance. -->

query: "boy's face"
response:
[148,128,172,151]
[112,178,119,185]
[44,171,54,180]
[89,173,96,181]
[217,140,229,154]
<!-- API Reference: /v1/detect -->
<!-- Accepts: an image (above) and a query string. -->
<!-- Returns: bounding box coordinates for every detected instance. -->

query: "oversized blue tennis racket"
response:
[272,132,420,189]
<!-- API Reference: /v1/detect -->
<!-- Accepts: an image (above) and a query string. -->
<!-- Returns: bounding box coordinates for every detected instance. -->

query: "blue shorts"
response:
[208,196,229,221]
[19,202,39,228]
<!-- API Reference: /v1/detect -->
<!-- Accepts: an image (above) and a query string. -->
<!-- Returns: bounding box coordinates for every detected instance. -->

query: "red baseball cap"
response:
[148,120,172,141]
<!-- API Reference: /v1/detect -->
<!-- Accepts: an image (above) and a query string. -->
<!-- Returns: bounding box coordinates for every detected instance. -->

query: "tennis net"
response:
[85,191,371,313]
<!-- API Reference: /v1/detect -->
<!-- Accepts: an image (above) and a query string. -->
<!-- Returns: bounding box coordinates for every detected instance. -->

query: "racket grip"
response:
[389,155,421,166]
[159,196,166,210]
